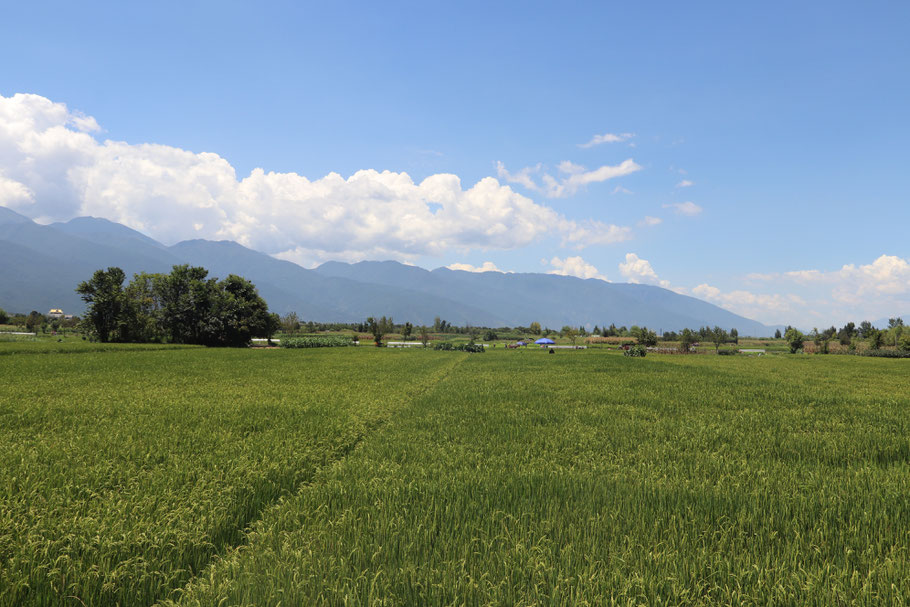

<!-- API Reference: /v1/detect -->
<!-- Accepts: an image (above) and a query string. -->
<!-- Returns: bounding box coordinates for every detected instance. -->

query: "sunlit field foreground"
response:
[2,346,909,606]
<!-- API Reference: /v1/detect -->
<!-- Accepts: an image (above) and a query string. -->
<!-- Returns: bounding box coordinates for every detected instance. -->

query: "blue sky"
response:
[1,1,908,328]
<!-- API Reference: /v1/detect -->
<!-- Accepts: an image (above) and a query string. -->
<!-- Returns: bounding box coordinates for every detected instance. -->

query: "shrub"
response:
[281,336,354,349]
[785,328,804,354]
[717,348,738,356]
[900,334,910,352]
[635,327,659,347]
[434,342,484,353]
[858,349,910,359]
[624,344,647,357]
[869,330,885,350]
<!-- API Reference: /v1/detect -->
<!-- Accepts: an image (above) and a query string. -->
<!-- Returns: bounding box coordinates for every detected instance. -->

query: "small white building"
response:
[48,308,64,319]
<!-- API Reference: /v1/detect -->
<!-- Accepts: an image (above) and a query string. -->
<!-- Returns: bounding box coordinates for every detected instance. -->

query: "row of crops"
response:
[0,346,459,606]
[171,352,910,605]
[2,344,909,605]
[280,335,355,348]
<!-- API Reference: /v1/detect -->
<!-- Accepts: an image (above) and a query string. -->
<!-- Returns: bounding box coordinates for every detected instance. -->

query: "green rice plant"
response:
[5,346,910,606]
[0,341,198,356]
[172,351,910,606]
[0,346,456,606]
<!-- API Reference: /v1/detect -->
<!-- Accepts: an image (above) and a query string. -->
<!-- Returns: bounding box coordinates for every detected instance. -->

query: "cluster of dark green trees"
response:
[0,309,79,333]
[780,318,906,354]
[77,265,279,346]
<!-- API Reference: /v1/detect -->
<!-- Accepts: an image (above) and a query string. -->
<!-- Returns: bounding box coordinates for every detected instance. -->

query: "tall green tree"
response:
[837,322,855,346]
[785,327,804,354]
[211,274,274,347]
[679,328,696,353]
[869,329,884,349]
[76,267,128,342]
[635,326,658,347]
[367,316,393,346]
[122,271,164,342]
[888,317,904,348]
[25,310,44,333]
[76,264,277,347]
[280,312,301,334]
[155,265,218,344]
[710,326,728,353]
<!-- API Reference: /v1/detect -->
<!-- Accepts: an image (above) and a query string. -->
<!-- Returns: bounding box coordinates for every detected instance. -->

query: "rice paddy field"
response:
[1,345,909,606]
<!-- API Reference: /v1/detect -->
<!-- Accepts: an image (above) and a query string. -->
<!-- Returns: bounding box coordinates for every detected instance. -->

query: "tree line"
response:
[0,309,80,334]
[780,318,906,354]
[76,265,279,346]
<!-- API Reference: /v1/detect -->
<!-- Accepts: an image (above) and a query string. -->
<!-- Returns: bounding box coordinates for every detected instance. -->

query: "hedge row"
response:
[433,342,485,353]
[281,336,354,349]
[858,349,910,358]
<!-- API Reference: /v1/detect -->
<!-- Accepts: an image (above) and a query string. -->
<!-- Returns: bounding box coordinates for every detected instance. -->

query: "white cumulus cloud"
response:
[548,256,607,281]
[689,255,910,328]
[446,261,504,273]
[784,255,910,305]
[618,253,670,288]
[638,216,662,227]
[676,179,694,188]
[663,201,703,216]
[0,92,635,267]
[0,174,33,205]
[693,283,805,324]
[497,158,641,198]
[578,132,635,148]
[561,219,633,248]
[493,161,541,191]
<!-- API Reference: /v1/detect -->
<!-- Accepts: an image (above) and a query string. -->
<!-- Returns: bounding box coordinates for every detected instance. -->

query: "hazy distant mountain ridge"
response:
[1,207,780,334]
[314,261,776,335]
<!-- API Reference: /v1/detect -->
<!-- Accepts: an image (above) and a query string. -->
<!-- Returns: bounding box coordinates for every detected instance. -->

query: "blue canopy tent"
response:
[535,338,555,345]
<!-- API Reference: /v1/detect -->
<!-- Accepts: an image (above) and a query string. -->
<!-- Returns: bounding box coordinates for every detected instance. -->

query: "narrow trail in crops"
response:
[161,353,469,607]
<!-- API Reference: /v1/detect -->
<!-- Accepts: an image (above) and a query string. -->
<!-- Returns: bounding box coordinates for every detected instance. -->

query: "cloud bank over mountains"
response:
[1,93,906,328]
[0,93,632,267]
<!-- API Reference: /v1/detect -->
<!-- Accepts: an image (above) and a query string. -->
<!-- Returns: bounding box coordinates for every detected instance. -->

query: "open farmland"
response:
[2,345,909,606]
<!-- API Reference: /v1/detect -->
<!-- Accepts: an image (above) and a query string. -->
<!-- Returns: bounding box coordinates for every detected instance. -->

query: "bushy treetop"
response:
[76,265,278,346]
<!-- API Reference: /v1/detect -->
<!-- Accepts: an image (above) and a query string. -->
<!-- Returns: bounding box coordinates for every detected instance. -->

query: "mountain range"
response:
[0,206,785,335]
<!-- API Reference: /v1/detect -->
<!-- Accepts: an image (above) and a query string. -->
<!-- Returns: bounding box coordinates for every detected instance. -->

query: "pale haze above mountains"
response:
[0,205,796,335]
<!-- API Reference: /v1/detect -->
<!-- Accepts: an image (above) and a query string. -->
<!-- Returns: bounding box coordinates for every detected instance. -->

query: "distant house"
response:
[48,309,64,319]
